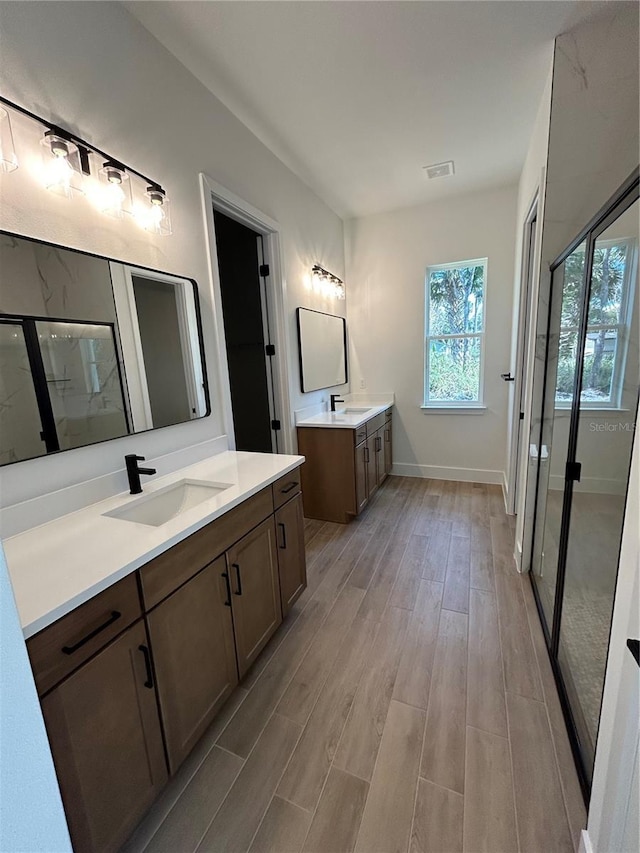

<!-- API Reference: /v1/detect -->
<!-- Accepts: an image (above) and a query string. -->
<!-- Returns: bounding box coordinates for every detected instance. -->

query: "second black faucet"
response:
[125,454,157,495]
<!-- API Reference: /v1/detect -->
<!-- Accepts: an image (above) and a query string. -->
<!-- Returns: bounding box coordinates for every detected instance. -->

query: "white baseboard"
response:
[391,462,504,485]
[549,473,627,495]
[578,829,593,853]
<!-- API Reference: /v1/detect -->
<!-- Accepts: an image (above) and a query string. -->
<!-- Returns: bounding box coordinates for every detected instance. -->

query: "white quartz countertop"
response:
[296,400,393,430]
[3,450,303,638]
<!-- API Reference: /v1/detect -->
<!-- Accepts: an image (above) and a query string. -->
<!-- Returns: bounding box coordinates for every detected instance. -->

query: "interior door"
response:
[214,209,277,453]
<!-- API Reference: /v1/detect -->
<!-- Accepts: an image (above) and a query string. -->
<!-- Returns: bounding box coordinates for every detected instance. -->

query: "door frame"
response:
[200,174,293,453]
[507,192,539,515]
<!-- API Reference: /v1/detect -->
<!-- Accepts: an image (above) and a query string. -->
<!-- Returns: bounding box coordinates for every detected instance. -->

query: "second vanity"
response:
[4,450,306,853]
[296,398,393,523]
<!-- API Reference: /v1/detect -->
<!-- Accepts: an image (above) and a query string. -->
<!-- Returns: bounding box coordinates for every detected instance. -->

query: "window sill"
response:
[421,405,487,415]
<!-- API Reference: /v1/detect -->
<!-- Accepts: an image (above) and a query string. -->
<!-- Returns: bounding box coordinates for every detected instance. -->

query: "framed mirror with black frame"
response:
[0,231,211,466]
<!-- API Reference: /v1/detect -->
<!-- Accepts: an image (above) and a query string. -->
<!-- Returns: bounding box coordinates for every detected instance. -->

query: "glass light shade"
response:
[97,163,132,218]
[40,132,84,197]
[0,108,18,172]
[335,281,346,300]
[134,186,172,235]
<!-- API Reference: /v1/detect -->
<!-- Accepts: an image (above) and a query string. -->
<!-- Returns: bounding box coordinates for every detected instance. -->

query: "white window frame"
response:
[555,237,637,410]
[423,257,488,409]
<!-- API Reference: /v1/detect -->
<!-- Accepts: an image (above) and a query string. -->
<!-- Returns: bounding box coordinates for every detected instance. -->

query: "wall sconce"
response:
[0,107,18,172]
[312,264,345,300]
[0,94,172,235]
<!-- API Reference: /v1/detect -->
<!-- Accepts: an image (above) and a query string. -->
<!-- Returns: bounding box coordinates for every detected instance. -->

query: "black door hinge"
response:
[566,461,582,482]
[259,264,270,277]
[271,419,281,431]
[519,412,525,421]
[265,343,275,356]
[627,639,640,667]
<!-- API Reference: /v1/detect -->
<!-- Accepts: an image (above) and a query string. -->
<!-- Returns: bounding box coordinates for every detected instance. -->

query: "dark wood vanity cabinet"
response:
[40,620,167,853]
[145,555,238,773]
[298,408,392,523]
[26,470,306,853]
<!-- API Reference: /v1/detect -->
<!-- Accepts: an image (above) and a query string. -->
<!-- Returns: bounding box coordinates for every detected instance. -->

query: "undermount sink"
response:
[104,479,232,527]
[341,407,373,414]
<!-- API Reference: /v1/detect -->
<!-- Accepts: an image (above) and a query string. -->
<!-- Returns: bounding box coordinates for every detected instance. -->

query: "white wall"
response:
[345,184,517,484]
[0,542,72,853]
[0,0,346,510]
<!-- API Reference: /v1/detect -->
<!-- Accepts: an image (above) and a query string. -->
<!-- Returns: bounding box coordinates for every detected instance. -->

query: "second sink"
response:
[104,479,232,527]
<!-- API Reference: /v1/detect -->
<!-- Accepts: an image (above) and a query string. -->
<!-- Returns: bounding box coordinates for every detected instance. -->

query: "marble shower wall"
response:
[0,234,116,323]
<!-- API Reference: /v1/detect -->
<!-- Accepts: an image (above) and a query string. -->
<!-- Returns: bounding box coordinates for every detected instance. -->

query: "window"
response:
[424,258,487,406]
[556,238,636,408]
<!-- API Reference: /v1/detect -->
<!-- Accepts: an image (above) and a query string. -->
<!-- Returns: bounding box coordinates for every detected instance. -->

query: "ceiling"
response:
[125,1,609,219]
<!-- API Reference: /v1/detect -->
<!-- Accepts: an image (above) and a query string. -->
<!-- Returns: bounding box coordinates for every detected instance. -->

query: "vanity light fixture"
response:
[98,160,132,218]
[311,264,345,300]
[40,129,86,197]
[0,94,172,235]
[0,107,18,172]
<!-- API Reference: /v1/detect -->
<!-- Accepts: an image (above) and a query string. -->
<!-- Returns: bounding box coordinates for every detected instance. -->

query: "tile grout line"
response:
[491,529,523,853]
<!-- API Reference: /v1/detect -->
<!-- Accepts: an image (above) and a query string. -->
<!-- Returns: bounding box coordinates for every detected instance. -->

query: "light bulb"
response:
[97,162,131,218]
[40,132,84,197]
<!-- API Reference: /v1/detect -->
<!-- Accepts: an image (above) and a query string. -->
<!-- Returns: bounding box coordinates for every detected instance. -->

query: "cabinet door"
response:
[227,517,282,678]
[275,493,307,616]
[41,621,167,853]
[146,556,238,773]
[355,439,368,514]
[375,429,386,487]
[384,420,393,475]
[366,434,378,500]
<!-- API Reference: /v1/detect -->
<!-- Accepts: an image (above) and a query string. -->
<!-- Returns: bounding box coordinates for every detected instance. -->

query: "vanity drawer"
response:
[272,468,301,510]
[140,486,274,610]
[355,427,367,445]
[27,573,142,697]
[368,412,386,435]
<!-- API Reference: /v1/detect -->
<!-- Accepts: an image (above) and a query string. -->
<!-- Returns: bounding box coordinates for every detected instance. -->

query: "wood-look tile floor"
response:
[123,477,586,853]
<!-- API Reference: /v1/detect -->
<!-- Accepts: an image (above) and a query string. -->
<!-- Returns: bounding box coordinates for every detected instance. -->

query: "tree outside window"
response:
[556,238,635,407]
[424,259,487,405]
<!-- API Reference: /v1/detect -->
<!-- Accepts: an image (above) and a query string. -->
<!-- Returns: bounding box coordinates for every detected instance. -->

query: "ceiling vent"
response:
[423,160,455,179]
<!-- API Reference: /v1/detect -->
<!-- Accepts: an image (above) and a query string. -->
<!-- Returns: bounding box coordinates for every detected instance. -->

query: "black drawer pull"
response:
[278,521,287,550]
[280,481,298,494]
[364,446,370,463]
[232,563,243,596]
[221,570,232,607]
[61,610,122,654]
[138,644,154,689]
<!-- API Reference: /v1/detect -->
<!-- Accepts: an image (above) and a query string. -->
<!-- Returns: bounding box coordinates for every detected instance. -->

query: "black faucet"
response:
[330,394,345,412]
[125,454,156,495]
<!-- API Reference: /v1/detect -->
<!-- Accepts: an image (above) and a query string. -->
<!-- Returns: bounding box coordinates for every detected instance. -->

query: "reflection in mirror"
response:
[0,233,209,465]
[297,308,347,392]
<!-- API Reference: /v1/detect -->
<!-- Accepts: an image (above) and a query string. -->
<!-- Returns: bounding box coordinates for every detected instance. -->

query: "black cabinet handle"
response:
[385,429,390,442]
[280,481,298,494]
[278,521,287,550]
[61,610,122,655]
[138,644,154,689]
[232,563,243,596]
[221,570,232,607]
[364,446,370,463]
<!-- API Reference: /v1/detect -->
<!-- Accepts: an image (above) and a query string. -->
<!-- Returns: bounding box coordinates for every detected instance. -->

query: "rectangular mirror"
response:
[296,307,347,392]
[0,232,210,465]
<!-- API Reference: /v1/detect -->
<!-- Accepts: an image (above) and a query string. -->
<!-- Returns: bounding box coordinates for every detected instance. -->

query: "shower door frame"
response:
[528,168,639,801]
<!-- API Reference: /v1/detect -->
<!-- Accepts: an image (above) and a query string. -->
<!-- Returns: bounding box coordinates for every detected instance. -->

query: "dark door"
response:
[214,210,277,453]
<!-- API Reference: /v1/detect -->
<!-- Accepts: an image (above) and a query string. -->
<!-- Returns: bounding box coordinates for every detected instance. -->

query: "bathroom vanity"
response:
[297,401,393,523]
[5,451,306,853]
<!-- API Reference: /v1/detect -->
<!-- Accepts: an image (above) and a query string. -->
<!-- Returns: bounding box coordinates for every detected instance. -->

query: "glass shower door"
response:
[529,242,587,632]
[557,197,639,779]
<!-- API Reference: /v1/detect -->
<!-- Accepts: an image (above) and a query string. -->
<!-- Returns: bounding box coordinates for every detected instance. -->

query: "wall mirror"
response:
[0,232,210,465]
[297,307,347,392]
